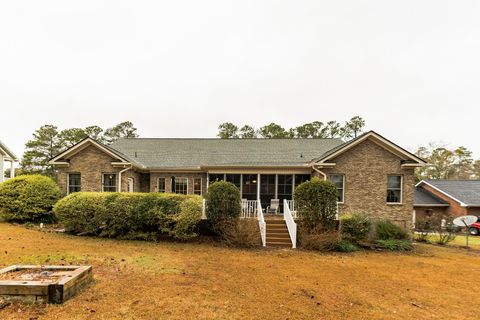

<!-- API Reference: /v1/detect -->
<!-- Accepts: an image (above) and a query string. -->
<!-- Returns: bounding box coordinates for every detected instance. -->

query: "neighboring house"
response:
[49,131,425,232]
[414,180,480,221]
[0,140,17,183]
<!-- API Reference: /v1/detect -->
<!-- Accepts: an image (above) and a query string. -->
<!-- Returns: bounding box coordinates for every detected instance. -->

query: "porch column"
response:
[10,160,14,179]
[256,173,260,201]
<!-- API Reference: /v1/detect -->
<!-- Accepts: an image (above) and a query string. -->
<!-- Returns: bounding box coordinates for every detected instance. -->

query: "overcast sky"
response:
[1,1,479,160]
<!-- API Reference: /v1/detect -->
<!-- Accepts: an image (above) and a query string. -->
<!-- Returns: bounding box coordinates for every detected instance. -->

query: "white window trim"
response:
[157,177,166,192]
[174,177,189,195]
[102,173,117,192]
[67,173,81,195]
[327,174,345,204]
[193,177,202,195]
[387,175,403,205]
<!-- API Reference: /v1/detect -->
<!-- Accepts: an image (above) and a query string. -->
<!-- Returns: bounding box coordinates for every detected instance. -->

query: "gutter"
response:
[118,165,133,192]
[311,166,327,180]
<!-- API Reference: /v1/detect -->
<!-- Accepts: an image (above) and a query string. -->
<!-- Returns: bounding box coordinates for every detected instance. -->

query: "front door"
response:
[127,178,134,192]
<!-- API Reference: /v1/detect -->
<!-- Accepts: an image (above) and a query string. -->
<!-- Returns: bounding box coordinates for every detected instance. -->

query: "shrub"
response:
[205,181,241,231]
[340,212,372,244]
[217,219,261,248]
[375,239,413,251]
[335,240,360,252]
[434,223,457,245]
[375,220,410,240]
[0,174,62,222]
[298,229,341,251]
[54,192,202,241]
[53,192,107,234]
[172,197,203,240]
[293,177,338,232]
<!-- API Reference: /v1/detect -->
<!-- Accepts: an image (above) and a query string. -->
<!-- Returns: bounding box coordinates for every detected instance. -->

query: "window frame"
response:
[174,177,188,195]
[327,174,345,204]
[157,177,166,193]
[102,173,117,192]
[193,178,202,195]
[386,175,403,204]
[67,173,81,194]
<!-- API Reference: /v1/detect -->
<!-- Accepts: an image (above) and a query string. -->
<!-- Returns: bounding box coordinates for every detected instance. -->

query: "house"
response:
[0,140,17,183]
[49,130,425,232]
[414,180,480,222]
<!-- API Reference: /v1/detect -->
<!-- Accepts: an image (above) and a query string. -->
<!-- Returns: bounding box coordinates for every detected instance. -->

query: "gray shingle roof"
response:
[423,179,480,206]
[414,187,449,206]
[109,138,344,169]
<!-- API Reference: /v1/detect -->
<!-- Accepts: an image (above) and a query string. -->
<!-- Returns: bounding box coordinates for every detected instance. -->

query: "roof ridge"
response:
[114,137,344,141]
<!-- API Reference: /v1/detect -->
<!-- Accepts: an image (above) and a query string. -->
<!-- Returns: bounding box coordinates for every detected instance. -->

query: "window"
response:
[103,174,117,192]
[242,174,257,200]
[208,174,224,185]
[327,174,344,203]
[225,174,241,189]
[387,175,402,203]
[158,178,166,192]
[193,178,202,195]
[294,174,310,188]
[174,177,188,195]
[67,173,81,194]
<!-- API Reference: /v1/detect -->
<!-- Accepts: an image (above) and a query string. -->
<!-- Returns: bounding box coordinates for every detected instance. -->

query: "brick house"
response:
[414,180,480,222]
[49,131,425,247]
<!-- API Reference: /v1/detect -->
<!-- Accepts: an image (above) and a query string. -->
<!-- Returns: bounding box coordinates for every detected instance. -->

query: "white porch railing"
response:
[283,199,297,249]
[241,200,258,218]
[257,199,266,247]
[285,200,297,218]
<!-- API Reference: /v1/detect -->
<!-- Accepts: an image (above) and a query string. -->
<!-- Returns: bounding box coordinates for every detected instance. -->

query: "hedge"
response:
[54,192,203,241]
[0,175,62,222]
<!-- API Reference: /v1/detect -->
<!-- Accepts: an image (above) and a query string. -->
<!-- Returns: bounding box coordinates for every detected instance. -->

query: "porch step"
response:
[265,219,292,248]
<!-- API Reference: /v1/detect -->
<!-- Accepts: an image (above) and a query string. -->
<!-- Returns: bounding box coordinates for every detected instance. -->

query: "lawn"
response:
[0,223,479,320]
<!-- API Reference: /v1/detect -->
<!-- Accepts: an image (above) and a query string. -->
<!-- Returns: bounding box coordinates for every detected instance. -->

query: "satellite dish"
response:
[453,215,478,227]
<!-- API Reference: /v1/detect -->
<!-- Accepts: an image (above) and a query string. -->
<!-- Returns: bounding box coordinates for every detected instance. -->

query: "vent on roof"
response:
[135,152,138,158]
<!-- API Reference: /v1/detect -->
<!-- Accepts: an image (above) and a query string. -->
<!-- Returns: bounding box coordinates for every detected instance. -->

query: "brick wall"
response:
[149,172,208,196]
[318,139,415,228]
[55,145,145,194]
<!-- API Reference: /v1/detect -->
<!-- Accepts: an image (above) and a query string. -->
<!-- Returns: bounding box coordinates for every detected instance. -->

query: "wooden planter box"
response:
[0,265,92,304]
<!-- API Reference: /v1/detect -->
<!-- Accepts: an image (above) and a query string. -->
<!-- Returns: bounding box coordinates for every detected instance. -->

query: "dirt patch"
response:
[0,269,65,282]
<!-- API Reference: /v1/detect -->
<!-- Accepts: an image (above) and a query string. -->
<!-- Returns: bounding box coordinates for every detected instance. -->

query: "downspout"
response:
[118,165,132,192]
[312,166,327,180]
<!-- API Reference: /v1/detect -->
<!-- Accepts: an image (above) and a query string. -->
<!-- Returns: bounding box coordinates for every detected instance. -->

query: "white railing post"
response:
[283,199,297,249]
[257,199,266,247]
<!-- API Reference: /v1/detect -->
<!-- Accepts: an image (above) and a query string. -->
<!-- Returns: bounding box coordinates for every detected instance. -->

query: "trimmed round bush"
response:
[54,192,202,240]
[205,181,241,230]
[293,177,338,231]
[0,174,62,222]
[340,212,372,244]
[375,220,410,240]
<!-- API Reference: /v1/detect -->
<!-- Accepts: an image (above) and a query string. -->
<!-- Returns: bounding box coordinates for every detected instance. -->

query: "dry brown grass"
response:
[0,223,479,320]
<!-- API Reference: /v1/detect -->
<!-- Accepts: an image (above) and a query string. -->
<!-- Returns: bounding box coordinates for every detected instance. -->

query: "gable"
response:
[312,131,426,169]
[49,138,130,166]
